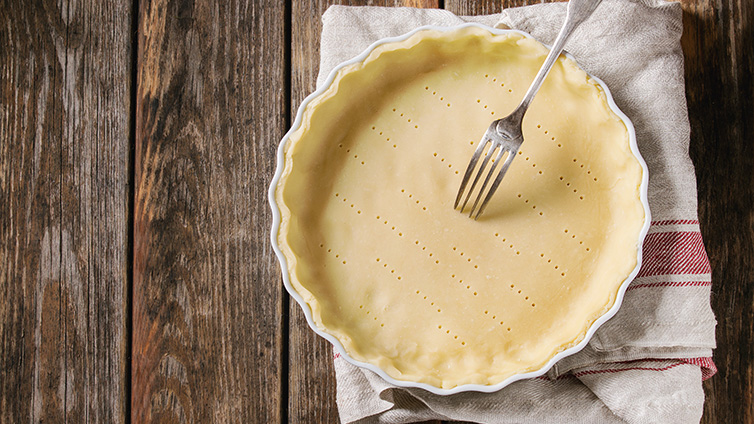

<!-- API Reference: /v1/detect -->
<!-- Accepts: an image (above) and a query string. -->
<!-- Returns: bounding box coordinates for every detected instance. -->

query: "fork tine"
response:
[468,147,508,218]
[455,138,491,209]
[459,142,499,213]
[472,148,517,220]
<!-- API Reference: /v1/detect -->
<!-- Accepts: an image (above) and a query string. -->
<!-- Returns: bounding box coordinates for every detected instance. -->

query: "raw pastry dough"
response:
[275,27,645,389]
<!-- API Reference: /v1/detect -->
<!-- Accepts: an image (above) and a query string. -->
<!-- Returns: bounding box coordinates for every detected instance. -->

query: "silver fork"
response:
[455,0,602,220]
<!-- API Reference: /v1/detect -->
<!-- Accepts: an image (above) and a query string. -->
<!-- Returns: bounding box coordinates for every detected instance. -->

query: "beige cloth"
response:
[315,2,717,423]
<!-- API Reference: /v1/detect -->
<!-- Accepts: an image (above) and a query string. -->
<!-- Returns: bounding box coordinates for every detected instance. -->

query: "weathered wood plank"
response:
[287,2,438,422]
[445,0,504,15]
[132,0,287,422]
[446,0,568,17]
[0,0,132,423]
[680,0,754,423]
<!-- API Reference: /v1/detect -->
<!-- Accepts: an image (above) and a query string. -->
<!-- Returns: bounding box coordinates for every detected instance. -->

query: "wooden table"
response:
[1,0,751,422]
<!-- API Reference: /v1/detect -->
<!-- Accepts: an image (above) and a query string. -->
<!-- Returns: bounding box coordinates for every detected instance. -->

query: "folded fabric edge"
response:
[335,351,716,382]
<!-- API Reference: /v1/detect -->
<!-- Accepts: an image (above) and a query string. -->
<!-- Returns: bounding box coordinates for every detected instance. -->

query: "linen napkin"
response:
[317,2,717,423]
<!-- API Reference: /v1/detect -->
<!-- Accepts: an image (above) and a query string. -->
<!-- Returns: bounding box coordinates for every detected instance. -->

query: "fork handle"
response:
[513,0,603,115]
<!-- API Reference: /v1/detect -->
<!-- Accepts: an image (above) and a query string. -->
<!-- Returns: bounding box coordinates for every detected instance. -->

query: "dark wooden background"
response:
[1,0,751,422]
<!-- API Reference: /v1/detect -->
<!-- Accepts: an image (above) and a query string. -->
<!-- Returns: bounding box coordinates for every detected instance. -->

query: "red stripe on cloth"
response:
[627,281,712,291]
[637,231,711,277]
[572,362,687,377]
[501,358,716,382]
[682,357,718,380]
[334,352,341,359]
[651,219,700,226]
[560,358,717,381]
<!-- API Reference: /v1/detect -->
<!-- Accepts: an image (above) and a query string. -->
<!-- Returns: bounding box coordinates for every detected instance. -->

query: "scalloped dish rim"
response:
[268,22,651,395]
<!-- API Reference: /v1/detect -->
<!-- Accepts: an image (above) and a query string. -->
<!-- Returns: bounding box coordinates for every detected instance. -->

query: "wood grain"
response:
[0,0,132,422]
[680,0,754,423]
[132,0,287,422]
[445,0,505,15]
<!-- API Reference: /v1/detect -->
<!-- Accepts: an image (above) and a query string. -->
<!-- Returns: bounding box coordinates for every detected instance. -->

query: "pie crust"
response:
[273,26,647,390]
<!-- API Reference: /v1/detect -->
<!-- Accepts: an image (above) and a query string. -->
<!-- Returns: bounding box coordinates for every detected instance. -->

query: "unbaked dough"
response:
[275,27,645,389]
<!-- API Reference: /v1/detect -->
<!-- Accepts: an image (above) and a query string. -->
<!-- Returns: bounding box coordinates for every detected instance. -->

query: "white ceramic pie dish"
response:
[269,23,651,395]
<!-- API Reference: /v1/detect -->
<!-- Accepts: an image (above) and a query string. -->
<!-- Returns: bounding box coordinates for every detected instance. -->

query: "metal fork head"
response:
[454,119,523,220]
